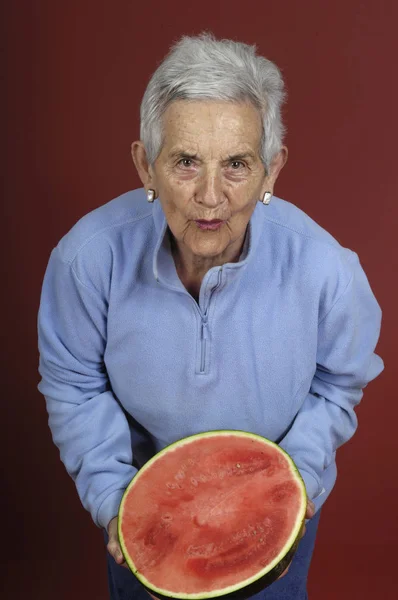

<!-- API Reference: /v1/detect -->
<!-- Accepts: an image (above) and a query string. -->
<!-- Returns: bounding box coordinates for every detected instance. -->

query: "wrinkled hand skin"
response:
[107,516,129,570]
[107,517,160,599]
[276,498,316,581]
[107,499,316,596]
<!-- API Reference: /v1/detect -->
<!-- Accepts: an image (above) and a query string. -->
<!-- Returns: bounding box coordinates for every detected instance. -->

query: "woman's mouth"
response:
[194,219,225,231]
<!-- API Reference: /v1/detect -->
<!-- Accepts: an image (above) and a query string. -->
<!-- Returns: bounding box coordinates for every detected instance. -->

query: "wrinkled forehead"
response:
[160,99,263,158]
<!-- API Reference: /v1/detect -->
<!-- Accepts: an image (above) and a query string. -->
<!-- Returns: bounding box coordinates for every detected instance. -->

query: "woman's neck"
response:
[169,230,245,300]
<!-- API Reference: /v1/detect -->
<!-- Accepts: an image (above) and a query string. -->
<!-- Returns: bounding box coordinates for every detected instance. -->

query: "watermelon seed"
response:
[161,513,172,521]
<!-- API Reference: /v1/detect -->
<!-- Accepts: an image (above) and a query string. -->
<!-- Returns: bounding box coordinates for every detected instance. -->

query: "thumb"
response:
[106,517,125,565]
[306,499,315,519]
[107,539,125,565]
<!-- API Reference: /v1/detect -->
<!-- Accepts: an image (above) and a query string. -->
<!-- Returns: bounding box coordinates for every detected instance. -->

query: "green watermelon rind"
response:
[118,429,307,600]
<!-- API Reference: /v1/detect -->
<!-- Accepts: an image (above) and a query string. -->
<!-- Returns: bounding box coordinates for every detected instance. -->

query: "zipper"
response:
[198,268,223,374]
[200,315,208,373]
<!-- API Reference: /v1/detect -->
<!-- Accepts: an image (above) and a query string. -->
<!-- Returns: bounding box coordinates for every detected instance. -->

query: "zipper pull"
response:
[201,315,209,340]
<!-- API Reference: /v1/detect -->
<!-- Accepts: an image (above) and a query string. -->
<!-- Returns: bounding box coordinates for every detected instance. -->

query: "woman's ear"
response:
[262,146,288,195]
[131,141,155,188]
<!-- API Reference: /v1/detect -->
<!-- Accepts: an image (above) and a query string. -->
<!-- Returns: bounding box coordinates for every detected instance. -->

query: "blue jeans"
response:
[105,509,321,600]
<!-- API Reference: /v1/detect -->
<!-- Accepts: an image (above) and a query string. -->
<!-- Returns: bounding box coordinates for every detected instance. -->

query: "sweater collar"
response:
[152,197,266,286]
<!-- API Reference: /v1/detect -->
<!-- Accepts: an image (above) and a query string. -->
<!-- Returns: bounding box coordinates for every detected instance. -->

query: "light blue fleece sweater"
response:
[37,188,383,530]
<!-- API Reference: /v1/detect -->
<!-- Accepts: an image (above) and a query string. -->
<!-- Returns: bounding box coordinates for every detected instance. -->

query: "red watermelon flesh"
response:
[118,431,306,599]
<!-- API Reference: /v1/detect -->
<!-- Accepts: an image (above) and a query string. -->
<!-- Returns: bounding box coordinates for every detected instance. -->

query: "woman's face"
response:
[135,100,286,264]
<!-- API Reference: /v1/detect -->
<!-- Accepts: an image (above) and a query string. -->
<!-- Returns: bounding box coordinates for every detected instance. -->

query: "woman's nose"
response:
[195,172,224,207]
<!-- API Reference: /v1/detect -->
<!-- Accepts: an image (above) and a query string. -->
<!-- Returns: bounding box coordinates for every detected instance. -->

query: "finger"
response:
[107,541,125,565]
[277,563,290,580]
[305,499,315,519]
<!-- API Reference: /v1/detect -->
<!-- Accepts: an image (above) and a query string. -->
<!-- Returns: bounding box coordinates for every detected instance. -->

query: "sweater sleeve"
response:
[278,252,384,500]
[37,247,137,529]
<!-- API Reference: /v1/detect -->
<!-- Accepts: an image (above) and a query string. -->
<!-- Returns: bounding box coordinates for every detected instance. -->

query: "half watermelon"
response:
[118,430,307,599]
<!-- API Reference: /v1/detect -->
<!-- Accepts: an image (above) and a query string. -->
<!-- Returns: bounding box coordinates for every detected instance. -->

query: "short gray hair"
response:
[140,31,286,171]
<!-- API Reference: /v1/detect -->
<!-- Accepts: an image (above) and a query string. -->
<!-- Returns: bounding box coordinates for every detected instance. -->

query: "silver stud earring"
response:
[262,191,272,205]
[147,189,156,203]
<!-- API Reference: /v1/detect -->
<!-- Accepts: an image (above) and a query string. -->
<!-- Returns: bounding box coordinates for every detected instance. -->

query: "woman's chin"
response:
[186,239,229,261]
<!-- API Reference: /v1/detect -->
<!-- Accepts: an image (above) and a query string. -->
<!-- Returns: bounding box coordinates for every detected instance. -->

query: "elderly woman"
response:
[38,32,383,600]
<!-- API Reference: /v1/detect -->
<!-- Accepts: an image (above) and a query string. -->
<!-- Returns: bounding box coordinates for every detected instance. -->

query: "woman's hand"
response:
[107,517,159,598]
[107,499,316,587]
[107,516,129,569]
[276,498,315,580]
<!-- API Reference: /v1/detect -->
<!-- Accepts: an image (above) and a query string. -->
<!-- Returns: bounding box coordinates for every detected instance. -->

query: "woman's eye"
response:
[230,161,245,170]
[178,159,193,168]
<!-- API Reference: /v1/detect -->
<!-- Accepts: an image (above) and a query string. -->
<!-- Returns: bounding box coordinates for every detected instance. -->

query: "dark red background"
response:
[2,1,397,598]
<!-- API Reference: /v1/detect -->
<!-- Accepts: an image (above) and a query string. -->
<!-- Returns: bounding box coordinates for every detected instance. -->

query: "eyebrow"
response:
[226,152,256,162]
[169,150,198,160]
[168,149,257,162]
